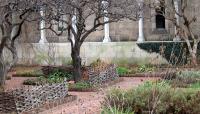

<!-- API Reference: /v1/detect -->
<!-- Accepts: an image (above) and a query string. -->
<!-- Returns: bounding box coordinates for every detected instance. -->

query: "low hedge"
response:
[103,81,200,114]
[137,41,200,65]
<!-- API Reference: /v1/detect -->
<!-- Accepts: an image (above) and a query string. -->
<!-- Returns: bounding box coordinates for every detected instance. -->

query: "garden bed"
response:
[120,71,176,78]
[11,66,44,77]
[68,78,123,92]
[102,81,200,114]
[102,70,200,114]
[1,81,68,114]
[22,95,77,114]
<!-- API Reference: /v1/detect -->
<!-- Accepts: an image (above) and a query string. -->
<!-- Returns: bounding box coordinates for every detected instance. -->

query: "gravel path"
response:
[39,77,159,114]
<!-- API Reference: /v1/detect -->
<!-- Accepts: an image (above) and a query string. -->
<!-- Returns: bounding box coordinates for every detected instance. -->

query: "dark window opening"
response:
[58,16,67,31]
[156,7,165,29]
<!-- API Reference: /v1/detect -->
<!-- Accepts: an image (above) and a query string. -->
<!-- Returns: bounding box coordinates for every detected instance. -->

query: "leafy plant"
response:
[48,69,73,81]
[103,81,200,114]
[69,81,93,91]
[166,71,200,88]
[177,71,200,82]
[190,82,200,88]
[23,69,72,85]
[137,64,154,73]
[23,79,38,85]
[117,67,130,75]
[101,107,134,114]
[137,42,189,65]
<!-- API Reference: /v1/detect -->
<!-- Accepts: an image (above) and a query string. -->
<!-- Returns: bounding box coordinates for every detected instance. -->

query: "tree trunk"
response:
[191,52,198,66]
[0,57,7,88]
[185,39,198,66]
[71,45,82,82]
[187,41,198,66]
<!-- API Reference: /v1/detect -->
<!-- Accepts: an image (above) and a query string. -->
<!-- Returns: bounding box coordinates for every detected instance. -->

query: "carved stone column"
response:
[102,0,111,43]
[137,0,145,42]
[39,7,48,43]
[174,0,180,41]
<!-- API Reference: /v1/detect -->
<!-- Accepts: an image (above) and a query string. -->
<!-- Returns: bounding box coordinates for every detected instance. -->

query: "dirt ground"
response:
[4,76,158,114]
[38,77,159,114]
[4,72,158,114]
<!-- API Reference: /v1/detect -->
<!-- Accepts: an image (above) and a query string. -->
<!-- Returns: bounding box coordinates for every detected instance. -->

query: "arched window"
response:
[156,7,165,29]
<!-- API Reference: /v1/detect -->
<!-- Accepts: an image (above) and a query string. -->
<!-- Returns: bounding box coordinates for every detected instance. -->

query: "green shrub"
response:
[23,69,72,85]
[177,71,200,82]
[137,64,154,73]
[101,107,134,114]
[69,81,93,91]
[166,71,200,88]
[48,69,73,81]
[189,82,200,88]
[104,88,135,112]
[103,81,200,114]
[23,79,38,85]
[137,41,190,65]
[117,67,130,75]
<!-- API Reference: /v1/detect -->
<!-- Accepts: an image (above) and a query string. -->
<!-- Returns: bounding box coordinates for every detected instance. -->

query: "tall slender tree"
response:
[0,0,42,87]
[44,0,139,82]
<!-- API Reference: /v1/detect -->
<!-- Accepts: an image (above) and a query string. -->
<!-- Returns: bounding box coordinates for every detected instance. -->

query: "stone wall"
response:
[16,42,168,66]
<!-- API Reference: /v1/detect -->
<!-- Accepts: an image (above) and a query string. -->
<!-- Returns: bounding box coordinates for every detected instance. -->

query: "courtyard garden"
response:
[1,59,200,114]
[0,0,200,114]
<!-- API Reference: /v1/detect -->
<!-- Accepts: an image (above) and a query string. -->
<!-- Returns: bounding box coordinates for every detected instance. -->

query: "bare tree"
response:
[148,0,200,65]
[0,0,40,86]
[44,0,139,82]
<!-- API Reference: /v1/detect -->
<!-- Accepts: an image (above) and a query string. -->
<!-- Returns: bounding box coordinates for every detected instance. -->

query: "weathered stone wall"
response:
[3,42,169,66]
[16,42,168,66]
